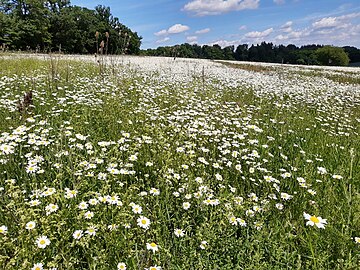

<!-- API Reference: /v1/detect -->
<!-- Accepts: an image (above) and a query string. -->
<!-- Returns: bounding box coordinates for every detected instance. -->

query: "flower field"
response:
[0,54,359,269]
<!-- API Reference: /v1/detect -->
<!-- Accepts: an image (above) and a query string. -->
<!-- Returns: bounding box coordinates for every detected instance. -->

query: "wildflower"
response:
[303,212,327,229]
[354,237,360,244]
[78,201,88,210]
[0,225,8,234]
[200,240,208,249]
[183,202,191,210]
[149,188,160,196]
[238,218,247,227]
[280,193,293,200]
[137,216,151,229]
[43,187,56,196]
[254,221,263,230]
[108,224,118,231]
[26,221,36,230]
[146,266,161,270]
[132,204,142,214]
[84,211,94,219]
[73,230,83,240]
[85,226,97,236]
[31,263,44,270]
[117,263,127,270]
[317,167,327,175]
[36,235,51,248]
[89,198,99,205]
[146,242,159,253]
[29,200,41,207]
[65,189,78,198]
[45,203,59,215]
[174,228,185,237]
[228,216,236,225]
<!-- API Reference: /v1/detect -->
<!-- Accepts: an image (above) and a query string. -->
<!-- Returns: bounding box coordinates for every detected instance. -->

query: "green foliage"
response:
[143,42,360,66]
[0,0,142,54]
[316,46,350,66]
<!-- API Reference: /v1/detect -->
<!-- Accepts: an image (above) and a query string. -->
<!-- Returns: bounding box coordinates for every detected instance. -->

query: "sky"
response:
[71,0,360,49]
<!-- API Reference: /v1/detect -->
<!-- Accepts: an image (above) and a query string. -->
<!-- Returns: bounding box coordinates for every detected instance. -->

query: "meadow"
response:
[0,54,359,270]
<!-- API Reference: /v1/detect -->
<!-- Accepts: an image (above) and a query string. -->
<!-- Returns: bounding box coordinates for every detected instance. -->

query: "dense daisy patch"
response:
[0,55,359,269]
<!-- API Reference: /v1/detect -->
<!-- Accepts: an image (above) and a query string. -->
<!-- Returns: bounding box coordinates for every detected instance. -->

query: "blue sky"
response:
[71,0,360,49]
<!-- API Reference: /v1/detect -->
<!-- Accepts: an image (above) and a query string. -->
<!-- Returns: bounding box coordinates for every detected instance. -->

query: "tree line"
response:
[142,42,360,66]
[0,0,142,54]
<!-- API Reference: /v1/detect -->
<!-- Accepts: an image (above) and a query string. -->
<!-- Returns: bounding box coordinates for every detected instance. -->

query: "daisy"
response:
[29,200,41,207]
[36,235,51,248]
[45,203,59,215]
[26,221,36,230]
[149,188,160,196]
[86,226,97,236]
[117,262,127,270]
[132,204,142,214]
[303,212,327,229]
[183,202,191,210]
[200,241,208,249]
[137,216,151,229]
[84,211,94,219]
[147,266,161,270]
[0,225,8,234]
[354,237,360,244]
[73,230,83,240]
[78,201,88,210]
[146,242,159,253]
[174,228,185,237]
[31,263,44,270]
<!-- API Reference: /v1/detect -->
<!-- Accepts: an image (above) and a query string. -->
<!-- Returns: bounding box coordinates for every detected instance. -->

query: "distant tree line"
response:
[142,42,360,66]
[0,0,142,54]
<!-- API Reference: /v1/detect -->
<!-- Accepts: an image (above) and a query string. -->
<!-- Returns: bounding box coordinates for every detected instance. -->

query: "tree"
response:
[0,1,142,54]
[316,46,350,66]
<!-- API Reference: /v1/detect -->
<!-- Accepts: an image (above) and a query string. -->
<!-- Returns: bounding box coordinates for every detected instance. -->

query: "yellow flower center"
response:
[39,240,46,245]
[310,216,320,223]
[150,242,157,247]
[141,220,147,224]
[35,267,41,270]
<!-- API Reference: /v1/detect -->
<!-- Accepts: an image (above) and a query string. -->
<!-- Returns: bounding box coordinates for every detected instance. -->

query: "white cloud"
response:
[202,12,360,48]
[195,28,211,34]
[208,39,239,47]
[156,37,170,43]
[155,29,168,36]
[186,36,198,42]
[154,24,190,37]
[280,21,293,33]
[273,12,360,47]
[168,24,190,34]
[312,17,338,29]
[183,0,259,16]
[245,28,273,38]
[312,12,360,30]
[273,0,285,4]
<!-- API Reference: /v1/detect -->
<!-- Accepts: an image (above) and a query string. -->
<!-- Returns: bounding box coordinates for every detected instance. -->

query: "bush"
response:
[316,46,350,66]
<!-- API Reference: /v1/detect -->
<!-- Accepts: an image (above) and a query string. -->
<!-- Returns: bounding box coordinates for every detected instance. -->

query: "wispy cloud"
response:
[183,0,259,16]
[195,28,211,34]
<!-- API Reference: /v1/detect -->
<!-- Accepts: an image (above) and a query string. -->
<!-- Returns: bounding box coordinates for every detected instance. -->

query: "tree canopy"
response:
[142,42,360,67]
[0,0,142,54]
[316,46,350,66]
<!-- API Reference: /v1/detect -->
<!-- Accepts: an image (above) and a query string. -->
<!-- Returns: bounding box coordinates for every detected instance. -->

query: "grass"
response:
[0,56,359,270]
